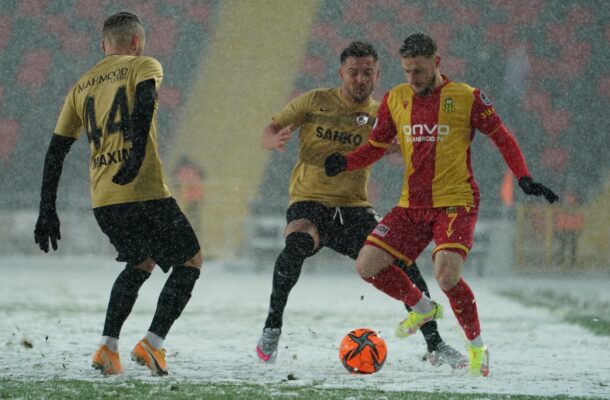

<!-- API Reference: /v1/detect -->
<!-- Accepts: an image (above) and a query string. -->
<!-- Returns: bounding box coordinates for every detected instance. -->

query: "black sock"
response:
[149,266,200,338]
[102,266,151,338]
[396,260,443,352]
[264,232,315,330]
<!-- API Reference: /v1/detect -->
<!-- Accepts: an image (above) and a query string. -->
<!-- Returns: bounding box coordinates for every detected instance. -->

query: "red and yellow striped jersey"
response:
[369,77,502,208]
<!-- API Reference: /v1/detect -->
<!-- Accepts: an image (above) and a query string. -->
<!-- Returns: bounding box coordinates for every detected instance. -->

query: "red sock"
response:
[442,278,481,340]
[363,264,423,307]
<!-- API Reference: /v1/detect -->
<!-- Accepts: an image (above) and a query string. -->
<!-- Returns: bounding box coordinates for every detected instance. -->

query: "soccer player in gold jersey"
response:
[256,41,466,369]
[325,33,558,376]
[34,12,203,376]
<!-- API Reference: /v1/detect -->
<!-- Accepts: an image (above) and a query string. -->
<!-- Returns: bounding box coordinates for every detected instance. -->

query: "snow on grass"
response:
[0,255,609,399]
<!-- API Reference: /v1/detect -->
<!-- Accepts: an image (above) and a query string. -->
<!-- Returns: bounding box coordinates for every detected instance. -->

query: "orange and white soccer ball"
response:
[339,328,387,374]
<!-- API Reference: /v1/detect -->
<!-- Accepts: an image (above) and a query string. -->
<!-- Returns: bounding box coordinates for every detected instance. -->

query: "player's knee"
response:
[133,258,156,273]
[434,263,460,290]
[355,253,380,279]
[284,232,315,259]
[355,258,371,278]
[184,250,203,269]
[434,254,461,290]
[435,270,459,291]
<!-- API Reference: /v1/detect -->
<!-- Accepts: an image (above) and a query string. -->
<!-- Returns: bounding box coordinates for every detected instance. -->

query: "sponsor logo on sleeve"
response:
[479,91,492,106]
[374,224,390,237]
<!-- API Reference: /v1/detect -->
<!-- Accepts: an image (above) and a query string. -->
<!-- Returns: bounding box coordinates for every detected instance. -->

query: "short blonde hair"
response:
[102,12,144,47]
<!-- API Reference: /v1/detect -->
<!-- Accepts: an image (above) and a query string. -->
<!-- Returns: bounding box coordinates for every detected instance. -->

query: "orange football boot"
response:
[92,344,123,375]
[131,339,168,376]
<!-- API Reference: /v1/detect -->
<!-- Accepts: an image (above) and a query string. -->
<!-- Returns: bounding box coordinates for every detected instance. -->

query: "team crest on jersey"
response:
[374,224,390,237]
[443,97,454,113]
[479,91,492,106]
[356,113,369,126]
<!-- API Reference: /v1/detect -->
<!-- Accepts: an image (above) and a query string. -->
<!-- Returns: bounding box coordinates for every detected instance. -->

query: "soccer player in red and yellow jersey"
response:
[256,41,467,370]
[325,33,558,377]
[34,12,203,376]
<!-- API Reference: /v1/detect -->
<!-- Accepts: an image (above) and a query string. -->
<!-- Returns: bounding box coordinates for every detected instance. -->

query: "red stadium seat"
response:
[299,55,327,77]
[434,0,481,25]
[147,17,178,56]
[310,22,340,42]
[426,23,455,55]
[159,86,181,110]
[540,146,568,172]
[0,119,20,163]
[74,0,105,20]
[541,109,570,136]
[17,0,48,17]
[545,23,573,48]
[567,6,593,26]
[0,15,11,49]
[485,25,514,53]
[342,0,373,24]
[185,2,211,24]
[523,90,551,114]
[40,15,90,55]
[17,49,52,89]
[599,76,610,98]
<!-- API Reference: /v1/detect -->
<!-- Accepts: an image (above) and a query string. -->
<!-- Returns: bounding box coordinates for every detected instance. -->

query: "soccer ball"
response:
[339,328,387,374]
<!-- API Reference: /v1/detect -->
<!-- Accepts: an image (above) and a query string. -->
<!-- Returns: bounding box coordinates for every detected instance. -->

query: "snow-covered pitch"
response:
[1,255,609,398]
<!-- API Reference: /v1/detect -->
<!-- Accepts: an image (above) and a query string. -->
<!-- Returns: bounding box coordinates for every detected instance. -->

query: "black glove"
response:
[325,152,347,177]
[34,206,61,252]
[518,177,559,204]
[112,161,140,185]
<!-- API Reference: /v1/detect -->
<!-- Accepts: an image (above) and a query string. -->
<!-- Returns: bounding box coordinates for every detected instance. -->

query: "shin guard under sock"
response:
[442,278,481,340]
[102,266,151,338]
[149,266,200,338]
[363,264,423,307]
[264,232,314,329]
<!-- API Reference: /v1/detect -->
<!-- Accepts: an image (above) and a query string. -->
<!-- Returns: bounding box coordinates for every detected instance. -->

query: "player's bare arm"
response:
[261,122,294,153]
[34,134,76,252]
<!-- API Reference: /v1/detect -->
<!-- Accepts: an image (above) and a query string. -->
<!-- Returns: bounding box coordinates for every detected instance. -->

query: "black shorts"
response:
[286,201,380,259]
[93,197,201,272]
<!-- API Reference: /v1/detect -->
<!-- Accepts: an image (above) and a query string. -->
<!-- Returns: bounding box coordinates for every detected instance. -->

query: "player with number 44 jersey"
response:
[34,12,203,376]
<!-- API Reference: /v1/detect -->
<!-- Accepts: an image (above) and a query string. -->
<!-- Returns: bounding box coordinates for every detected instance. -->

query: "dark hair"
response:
[399,33,437,58]
[102,12,143,44]
[103,12,141,31]
[340,41,378,64]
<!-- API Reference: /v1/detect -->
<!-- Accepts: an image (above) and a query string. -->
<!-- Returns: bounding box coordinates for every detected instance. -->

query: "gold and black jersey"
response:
[54,55,171,208]
[273,87,378,207]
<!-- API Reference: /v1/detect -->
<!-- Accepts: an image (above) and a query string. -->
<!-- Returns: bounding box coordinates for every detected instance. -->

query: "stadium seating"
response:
[0,0,220,209]
[251,0,608,218]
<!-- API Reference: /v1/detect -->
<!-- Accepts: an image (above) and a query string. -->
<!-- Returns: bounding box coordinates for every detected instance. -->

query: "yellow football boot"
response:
[396,302,444,338]
[468,344,490,377]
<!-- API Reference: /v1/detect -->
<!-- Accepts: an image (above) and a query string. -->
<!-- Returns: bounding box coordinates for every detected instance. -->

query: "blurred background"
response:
[0,0,608,275]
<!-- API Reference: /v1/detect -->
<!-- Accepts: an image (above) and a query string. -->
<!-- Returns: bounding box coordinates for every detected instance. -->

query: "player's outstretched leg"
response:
[132,265,200,376]
[357,246,440,338]
[442,277,488,376]
[397,260,467,370]
[257,232,314,363]
[92,265,151,375]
